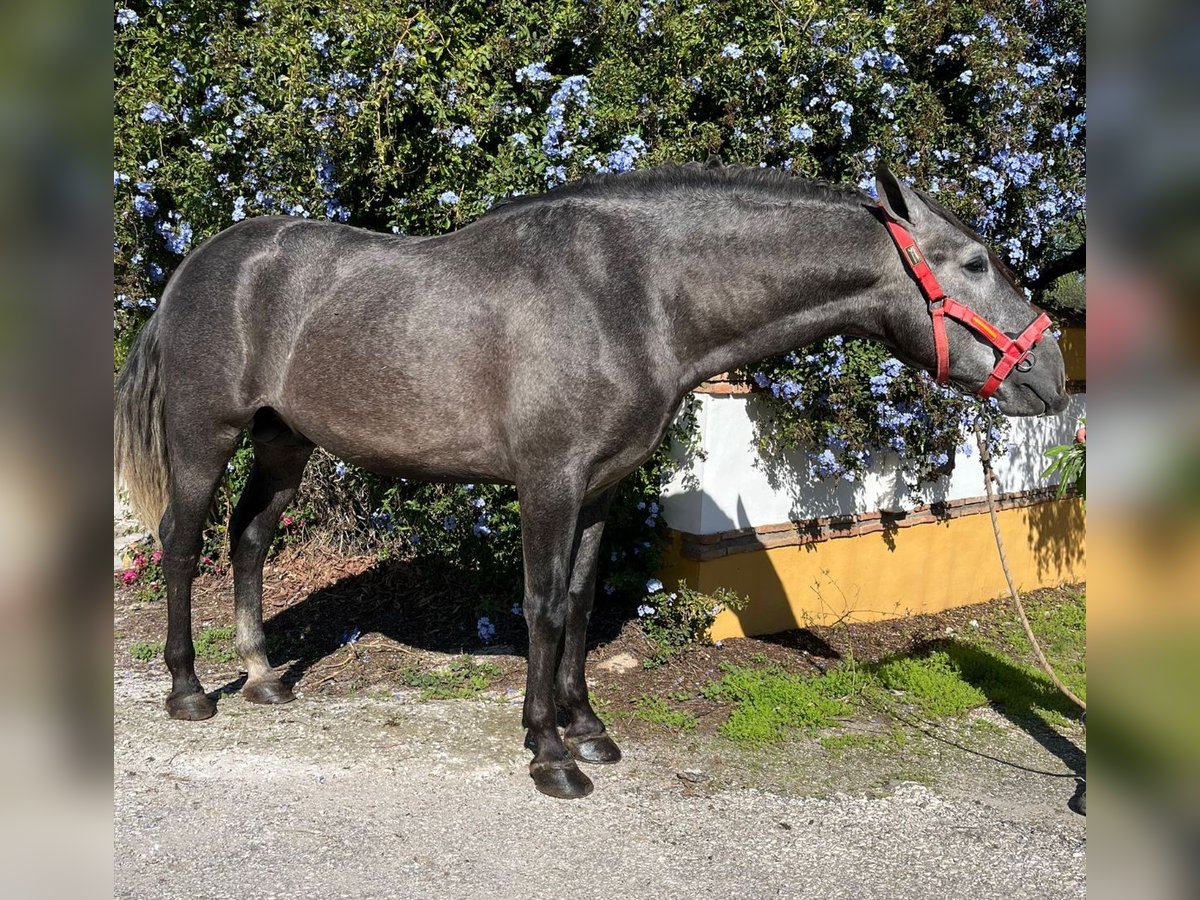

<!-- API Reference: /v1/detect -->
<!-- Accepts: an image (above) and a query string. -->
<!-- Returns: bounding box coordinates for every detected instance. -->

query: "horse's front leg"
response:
[557,487,622,765]
[518,477,593,799]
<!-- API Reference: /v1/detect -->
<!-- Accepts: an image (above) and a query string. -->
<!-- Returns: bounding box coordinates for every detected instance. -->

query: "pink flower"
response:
[121,569,138,585]
[150,549,163,564]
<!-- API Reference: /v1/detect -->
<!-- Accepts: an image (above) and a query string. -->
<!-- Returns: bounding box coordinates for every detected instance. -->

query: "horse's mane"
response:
[482,159,871,219]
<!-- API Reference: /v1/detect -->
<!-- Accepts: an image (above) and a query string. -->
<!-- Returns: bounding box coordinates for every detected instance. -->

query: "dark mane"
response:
[482,161,871,218]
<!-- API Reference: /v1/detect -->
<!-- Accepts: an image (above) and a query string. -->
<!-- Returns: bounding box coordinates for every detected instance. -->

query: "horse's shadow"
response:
[888,638,1086,809]
[213,555,637,695]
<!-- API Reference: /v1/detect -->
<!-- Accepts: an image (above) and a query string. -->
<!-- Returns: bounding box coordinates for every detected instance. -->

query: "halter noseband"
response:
[878,205,1052,400]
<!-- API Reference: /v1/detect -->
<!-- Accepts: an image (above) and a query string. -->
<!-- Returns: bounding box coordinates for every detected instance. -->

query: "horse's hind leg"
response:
[557,487,622,765]
[161,427,241,721]
[229,411,313,705]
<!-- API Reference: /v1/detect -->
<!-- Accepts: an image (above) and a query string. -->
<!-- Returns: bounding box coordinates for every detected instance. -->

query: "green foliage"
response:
[750,340,1012,486]
[632,695,698,731]
[639,579,748,667]
[1042,416,1085,501]
[194,625,237,663]
[129,640,164,663]
[399,656,503,700]
[114,1,1085,608]
[874,650,988,718]
[703,662,861,743]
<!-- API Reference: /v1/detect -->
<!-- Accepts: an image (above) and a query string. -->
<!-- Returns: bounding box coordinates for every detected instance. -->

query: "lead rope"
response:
[974,420,1086,712]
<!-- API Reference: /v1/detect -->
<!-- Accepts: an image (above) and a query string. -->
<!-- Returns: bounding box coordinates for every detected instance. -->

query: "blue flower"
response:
[511,133,529,146]
[341,628,361,646]
[140,101,172,124]
[310,31,330,52]
[789,123,814,142]
[443,515,458,531]
[477,616,496,642]
[958,70,973,85]
[721,43,744,60]
[147,262,164,283]
[132,195,158,217]
[437,190,460,206]
[515,61,552,83]
[115,8,138,27]
[637,604,655,618]
[605,134,645,173]
[231,195,246,222]
[830,99,853,138]
[646,578,664,594]
[511,603,522,617]
[154,216,193,255]
[472,522,491,537]
[449,125,476,148]
[169,59,189,82]
[334,460,347,480]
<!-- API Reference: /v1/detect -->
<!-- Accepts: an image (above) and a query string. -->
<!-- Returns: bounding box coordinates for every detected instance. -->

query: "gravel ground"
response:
[114,668,1085,900]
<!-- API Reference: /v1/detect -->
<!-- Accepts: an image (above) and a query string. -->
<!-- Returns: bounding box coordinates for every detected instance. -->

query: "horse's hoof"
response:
[166,692,217,721]
[242,680,295,705]
[566,732,622,765]
[530,760,594,799]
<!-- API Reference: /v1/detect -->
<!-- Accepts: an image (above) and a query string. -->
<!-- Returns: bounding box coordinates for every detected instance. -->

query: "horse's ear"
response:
[705,153,723,169]
[875,165,923,228]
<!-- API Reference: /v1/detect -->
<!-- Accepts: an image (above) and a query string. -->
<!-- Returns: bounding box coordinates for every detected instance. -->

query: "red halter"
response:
[878,206,1052,400]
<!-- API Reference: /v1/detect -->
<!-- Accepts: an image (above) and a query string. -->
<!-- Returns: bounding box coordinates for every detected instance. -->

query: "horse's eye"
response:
[965,256,988,274]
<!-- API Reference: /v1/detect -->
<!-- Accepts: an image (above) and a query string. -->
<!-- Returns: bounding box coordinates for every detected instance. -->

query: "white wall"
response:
[662,392,1086,536]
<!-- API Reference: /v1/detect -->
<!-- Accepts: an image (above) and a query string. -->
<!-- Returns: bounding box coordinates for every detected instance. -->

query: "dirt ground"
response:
[114,547,1085,899]
[113,544,1081,732]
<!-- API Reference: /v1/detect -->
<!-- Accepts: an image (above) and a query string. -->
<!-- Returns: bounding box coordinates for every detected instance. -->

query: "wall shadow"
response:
[1026,497,1086,581]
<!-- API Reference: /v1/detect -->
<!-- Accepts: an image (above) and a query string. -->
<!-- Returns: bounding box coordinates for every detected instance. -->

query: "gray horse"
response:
[115,162,1068,799]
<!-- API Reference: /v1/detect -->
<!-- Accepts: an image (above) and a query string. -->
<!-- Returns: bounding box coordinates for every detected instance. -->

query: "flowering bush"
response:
[638,579,749,667]
[114,2,1084,619]
[751,337,1011,486]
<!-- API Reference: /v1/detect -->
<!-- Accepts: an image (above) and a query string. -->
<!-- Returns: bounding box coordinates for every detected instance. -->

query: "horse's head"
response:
[874,166,1069,417]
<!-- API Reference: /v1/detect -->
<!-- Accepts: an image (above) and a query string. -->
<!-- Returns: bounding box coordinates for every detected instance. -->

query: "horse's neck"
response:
[660,203,890,391]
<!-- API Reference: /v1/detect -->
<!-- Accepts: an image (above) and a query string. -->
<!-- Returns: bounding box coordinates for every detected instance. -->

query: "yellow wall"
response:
[661,499,1085,640]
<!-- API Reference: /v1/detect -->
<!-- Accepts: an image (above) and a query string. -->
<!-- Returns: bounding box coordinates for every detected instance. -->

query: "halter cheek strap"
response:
[878,207,1052,400]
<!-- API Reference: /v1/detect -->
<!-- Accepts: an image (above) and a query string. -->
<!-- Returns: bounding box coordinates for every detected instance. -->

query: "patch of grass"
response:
[873,651,988,718]
[943,642,1082,726]
[993,590,1087,706]
[194,625,237,663]
[400,656,502,700]
[703,663,862,744]
[129,640,164,663]
[632,695,698,732]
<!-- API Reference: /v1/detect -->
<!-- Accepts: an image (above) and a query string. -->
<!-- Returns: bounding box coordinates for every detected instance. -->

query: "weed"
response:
[632,695,698,732]
[400,656,502,700]
[194,625,237,663]
[129,640,164,663]
[703,663,857,744]
[873,651,988,718]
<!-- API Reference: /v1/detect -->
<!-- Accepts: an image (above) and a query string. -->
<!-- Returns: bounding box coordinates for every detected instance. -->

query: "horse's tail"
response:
[115,314,170,539]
